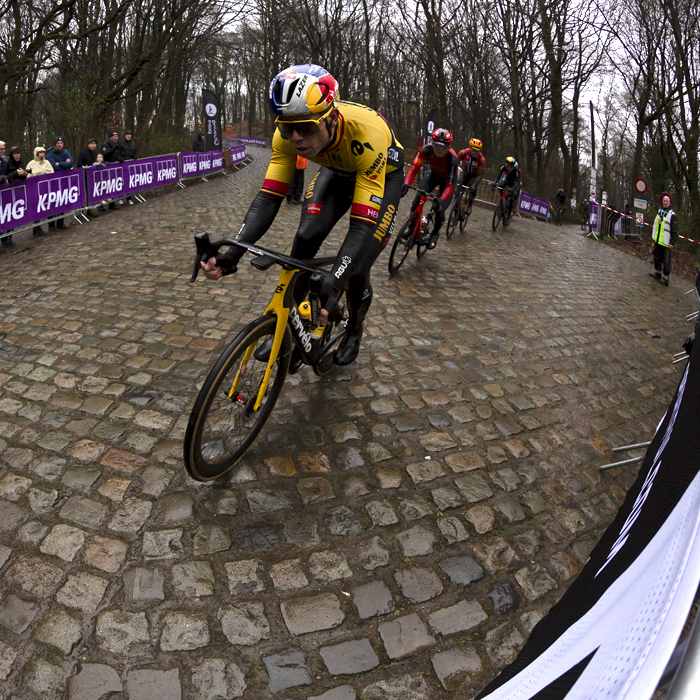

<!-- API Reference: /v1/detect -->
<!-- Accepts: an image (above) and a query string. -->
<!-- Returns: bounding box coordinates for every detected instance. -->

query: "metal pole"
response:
[665,604,700,700]
[599,455,645,471]
[673,356,690,365]
[590,101,596,173]
[685,289,696,295]
[612,442,651,452]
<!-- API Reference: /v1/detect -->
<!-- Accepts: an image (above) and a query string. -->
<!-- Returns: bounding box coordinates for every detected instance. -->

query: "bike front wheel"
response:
[503,200,512,227]
[459,193,471,231]
[417,213,435,258]
[492,202,503,231]
[184,316,292,481]
[388,211,417,274]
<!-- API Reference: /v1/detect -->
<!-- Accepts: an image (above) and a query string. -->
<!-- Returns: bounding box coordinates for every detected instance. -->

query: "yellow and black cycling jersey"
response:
[261,100,403,225]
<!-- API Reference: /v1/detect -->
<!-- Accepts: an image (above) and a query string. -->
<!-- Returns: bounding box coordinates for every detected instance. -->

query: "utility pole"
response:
[590,101,596,172]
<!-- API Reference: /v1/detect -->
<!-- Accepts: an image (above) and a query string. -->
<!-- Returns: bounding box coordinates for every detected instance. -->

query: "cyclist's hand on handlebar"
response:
[200,257,224,281]
[401,184,409,198]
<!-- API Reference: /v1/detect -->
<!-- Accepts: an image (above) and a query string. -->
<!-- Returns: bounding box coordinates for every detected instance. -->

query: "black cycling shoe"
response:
[253,337,273,362]
[649,271,662,279]
[663,274,670,286]
[426,231,440,250]
[334,325,363,366]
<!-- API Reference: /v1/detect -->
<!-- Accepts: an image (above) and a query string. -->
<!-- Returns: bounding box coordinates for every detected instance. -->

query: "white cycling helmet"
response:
[268,64,339,123]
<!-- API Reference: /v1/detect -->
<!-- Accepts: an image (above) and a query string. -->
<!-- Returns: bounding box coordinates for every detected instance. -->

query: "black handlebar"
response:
[191,232,337,283]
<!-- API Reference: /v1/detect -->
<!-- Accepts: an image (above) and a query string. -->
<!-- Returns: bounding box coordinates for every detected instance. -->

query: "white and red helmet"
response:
[268,64,339,122]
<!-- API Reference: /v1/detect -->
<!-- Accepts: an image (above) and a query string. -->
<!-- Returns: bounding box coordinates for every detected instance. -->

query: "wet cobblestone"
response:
[0,146,696,698]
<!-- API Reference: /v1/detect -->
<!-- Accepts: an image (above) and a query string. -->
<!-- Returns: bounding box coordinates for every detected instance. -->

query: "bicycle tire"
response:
[446,196,460,240]
[460,193,471,231]
[492,201,503,231]
[388,211,417,274]
[315,288,348,376]
[184,315,291,481]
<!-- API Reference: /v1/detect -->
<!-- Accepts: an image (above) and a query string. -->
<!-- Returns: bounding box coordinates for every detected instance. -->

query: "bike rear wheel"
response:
[492,201,503,231]
[184,315,291,481]
[388,211,417,274]
[446,194,460,240]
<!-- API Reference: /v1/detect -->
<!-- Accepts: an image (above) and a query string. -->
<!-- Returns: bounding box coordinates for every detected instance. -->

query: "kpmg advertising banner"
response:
[179,151,224,179]
[230,146,247,164]
[86,155,180,205]
[477,336,700,699]
[235,137,267,147]
[518,191,549,217]
[0,170,85,234]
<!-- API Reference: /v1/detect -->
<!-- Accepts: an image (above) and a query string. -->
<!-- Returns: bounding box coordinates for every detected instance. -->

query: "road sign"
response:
[571,199,576,209]
[602,191,607,205]
[591,167,596,183]
[636,212,644,227]
[635,178,648,195]
[416,137,424,148]
[634,196,647,210]
[590,186,596,200]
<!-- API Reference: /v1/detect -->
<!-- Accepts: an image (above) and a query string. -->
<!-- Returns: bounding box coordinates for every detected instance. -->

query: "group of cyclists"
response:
[200,63,524,368]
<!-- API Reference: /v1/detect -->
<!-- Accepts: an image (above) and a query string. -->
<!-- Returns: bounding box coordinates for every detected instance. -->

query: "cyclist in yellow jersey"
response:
[202,64,404,366]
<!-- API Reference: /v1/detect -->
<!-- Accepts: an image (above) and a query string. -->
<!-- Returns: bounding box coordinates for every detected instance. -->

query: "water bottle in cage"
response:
[421,216,428,232]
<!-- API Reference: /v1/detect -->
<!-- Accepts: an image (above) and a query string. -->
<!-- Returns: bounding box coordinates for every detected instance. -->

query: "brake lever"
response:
[190,231,218,283]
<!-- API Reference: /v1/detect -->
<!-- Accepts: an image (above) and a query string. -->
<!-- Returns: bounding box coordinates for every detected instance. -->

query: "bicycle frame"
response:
[409,189,440,239]
[192,234,344,411]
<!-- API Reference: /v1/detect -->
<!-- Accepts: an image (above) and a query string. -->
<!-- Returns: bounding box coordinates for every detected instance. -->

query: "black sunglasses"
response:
[278,121,322,140]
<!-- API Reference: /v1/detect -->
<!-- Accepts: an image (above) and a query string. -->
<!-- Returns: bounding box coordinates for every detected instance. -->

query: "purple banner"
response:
[1,170,86,233]
[230,146,247,164]
[590,200,599,228]
[179,151,224,179]
[518,191,549,218]
[235,136,267,147]
[85,155,180,205]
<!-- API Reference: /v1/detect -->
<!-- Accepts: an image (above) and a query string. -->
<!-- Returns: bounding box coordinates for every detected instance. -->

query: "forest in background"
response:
[2,0,700,229]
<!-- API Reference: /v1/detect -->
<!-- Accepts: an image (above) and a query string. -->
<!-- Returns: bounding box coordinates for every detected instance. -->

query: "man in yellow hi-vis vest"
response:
[649,191,677,286]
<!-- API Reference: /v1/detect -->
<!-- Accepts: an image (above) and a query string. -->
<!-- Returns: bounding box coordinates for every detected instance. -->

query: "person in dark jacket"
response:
[119,131,137,204]
[46,137,74,171]
[193,133,205,152]
[77,139,98,167]
[101,131,120,164]
[46,137,73,229]
[1,146,28,247]
[119,131,137,161]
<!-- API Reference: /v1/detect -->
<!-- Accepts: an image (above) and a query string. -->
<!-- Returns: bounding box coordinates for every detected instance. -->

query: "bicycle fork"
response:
[229,269,295,412]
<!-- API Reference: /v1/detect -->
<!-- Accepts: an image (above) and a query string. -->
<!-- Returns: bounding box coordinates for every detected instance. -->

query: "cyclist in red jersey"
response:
[456,138,486,216]
[402,127,458,249]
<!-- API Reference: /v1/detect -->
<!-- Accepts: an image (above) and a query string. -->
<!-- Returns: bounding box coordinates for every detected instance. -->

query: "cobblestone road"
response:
[0,148,697,700]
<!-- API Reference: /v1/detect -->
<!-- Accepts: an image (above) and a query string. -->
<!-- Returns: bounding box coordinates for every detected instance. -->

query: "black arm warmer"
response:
[216,190,284,270]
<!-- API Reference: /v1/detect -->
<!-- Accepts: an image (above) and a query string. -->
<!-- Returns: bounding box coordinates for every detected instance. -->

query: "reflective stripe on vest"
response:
[653,208,674,247]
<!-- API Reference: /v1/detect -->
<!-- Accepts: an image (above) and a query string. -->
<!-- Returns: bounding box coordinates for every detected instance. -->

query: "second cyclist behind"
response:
[402,128,458,249]
[456,138,486,216]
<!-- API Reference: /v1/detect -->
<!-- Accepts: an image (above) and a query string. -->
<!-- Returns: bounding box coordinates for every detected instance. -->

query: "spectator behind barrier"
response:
[92,153,110,212]
[26,146,54,237]
[119,130,137,205]
[119,131,137,161]
[0,141,5,162]
[46,138,72,229]
[46,137,74,171]
[102,131,120,163]
[77,139,98,167]
[193,133,205,152]
[1,146,28,247]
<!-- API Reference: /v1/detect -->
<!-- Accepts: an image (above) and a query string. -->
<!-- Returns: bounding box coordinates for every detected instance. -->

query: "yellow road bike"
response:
[184,232,347,481]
